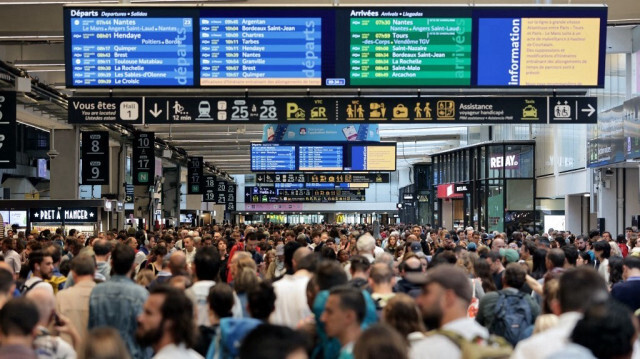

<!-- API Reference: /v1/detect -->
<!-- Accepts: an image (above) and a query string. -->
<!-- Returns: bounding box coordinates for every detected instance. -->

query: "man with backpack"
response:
[410,264,512,359]
[476,263,540,346]
[22,249,54,295]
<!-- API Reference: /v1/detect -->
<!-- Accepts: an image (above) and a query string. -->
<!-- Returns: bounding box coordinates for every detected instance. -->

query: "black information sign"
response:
[245,187,365,203]
[132,132,155,185]
[226,184,236,212]
[68,97,143,124]
[0,92,16,169]
[548,97,598,124]
[187,157,203,194]
[256,172,390,184]
[72,96,597,124]
[30,207,98,223]
[337,97,550,123]
[215,180,227,204]
[203,175,217,202]
[81,131,109,185]
[125,184,134,203]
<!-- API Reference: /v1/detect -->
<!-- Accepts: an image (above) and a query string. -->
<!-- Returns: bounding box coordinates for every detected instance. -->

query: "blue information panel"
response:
[298,145,343,171]
[251,143,296,171]
[66,9,194,86]
[200,17,322,86]
[348,144,396,171]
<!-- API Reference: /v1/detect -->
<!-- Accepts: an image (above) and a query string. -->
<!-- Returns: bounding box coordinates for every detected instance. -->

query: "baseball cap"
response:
[467,242,477,252]
[499,248,520,263]
[409,242,422,252]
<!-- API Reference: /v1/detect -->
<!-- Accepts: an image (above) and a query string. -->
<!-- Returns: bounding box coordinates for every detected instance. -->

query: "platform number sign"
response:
[215,180,227,204]
[226,184,236,211]
[133,132,155,185]
[81,131,109,185]
[0,92,16,168]
[203,175,217,202]
[187,157,203,194]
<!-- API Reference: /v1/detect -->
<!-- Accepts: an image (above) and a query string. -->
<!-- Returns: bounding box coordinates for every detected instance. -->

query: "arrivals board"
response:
[64,6,606,88]
[298,146,343,171]
[349,14,472,86]
[250,144,296,171]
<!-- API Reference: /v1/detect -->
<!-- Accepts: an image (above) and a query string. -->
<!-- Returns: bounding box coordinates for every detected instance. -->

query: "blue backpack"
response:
[206,318,262,359]
[489,291,534,346]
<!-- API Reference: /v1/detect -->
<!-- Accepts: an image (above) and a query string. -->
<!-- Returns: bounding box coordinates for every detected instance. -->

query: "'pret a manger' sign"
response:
[29,208,98,223]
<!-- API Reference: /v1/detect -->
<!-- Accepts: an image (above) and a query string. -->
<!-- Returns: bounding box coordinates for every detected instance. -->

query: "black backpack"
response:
[489,291,534,346]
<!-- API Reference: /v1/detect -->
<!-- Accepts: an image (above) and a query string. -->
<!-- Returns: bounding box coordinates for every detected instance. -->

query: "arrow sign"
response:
[548,97,597,124]
[149,103,163,118]
[581,103,596,117]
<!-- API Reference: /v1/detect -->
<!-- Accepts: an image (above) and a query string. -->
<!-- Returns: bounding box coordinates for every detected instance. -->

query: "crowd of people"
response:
[0,223,638,359]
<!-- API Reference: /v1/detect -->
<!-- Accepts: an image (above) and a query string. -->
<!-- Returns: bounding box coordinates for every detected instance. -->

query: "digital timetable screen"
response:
[298,146,344,171]
[348,13,472,86]
[64,6,606,88]
[250,143,296,171]
[65,9,194,86]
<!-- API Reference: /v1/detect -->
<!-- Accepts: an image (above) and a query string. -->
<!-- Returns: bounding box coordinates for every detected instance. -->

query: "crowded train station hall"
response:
[0,0,639,358]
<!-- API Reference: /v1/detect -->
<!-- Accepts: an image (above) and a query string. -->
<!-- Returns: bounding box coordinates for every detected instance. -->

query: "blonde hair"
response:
[533,314,559,334]
[80,327,131,359]
[135,269,154,287]
[234,254,259,293]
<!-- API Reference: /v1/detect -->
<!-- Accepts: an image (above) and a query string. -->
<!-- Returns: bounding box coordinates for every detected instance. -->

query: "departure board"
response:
[250,144,296,171]
[199,17,322,86]
[67,9,194,87]
[298,146,343,171]
[349,13,472,86]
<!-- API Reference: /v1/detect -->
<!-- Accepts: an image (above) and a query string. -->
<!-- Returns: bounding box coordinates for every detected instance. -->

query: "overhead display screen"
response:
[348,144,397,171]
[199,16,322,86]
[66,9,194,86]
[250,143,296,171]
[298,146,344,171]
[349,13,472,86]
[64,6,606,88]
[476,8,604,87]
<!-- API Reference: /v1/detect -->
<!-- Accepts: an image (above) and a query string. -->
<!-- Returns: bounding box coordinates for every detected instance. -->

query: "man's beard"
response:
[136,322,164,347]
[40,271,52,280]
[421,306,443,331]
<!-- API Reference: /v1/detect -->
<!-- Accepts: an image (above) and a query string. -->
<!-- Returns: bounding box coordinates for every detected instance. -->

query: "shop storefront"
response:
[0,200,105,236]
[430,141,535,234]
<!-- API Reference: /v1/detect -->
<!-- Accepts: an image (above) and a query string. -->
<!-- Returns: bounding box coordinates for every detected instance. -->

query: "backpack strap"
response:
[21,279,43,294]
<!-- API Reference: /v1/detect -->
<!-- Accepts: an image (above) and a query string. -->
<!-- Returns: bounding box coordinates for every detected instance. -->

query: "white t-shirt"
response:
[153,344,203,359]
[24,276,53,294]
[34,330,77,359]
[511,312,582,359]
[270,273,312,328]
[186,280,243,326]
